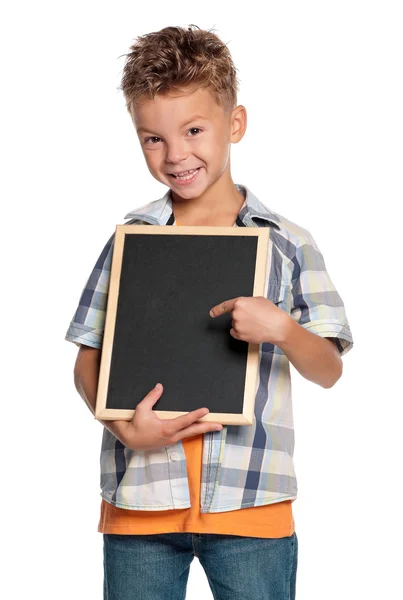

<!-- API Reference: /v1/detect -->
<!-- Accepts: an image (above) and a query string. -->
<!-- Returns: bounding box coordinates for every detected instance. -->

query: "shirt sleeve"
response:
[64,232,115,349]
[290,231,353,357]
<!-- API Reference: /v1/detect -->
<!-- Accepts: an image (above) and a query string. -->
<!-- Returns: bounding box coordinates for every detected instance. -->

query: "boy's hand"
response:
[110,384,223,452]
[209,296,291,346]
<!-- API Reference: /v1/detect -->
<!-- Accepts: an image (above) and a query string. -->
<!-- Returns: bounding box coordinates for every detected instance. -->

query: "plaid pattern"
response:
[65,184,353,513]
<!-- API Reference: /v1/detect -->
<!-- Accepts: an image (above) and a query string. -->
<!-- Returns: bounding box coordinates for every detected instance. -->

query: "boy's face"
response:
[130,87,245,200]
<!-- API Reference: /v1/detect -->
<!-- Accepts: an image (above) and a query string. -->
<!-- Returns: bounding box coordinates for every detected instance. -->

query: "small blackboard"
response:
[95,225,269,425]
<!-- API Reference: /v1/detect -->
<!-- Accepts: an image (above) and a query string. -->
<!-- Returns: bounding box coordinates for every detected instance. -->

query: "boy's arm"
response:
[279,230,353,387]
[65,233,129,439]
[73,344,129,441]
[277,319,342,388]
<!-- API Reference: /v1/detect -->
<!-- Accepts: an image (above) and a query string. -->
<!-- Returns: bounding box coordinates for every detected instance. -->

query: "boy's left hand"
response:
[209,296,291,346]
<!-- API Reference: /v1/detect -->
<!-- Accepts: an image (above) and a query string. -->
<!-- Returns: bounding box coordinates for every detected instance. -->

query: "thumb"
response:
[137,383,164,411]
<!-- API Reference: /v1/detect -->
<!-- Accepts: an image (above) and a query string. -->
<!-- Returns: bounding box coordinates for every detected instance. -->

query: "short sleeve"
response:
[290,231,353,357]
[64,232,115,349]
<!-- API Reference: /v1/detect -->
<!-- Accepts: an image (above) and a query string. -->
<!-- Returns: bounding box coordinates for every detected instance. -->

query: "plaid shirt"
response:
[65,184,353,513]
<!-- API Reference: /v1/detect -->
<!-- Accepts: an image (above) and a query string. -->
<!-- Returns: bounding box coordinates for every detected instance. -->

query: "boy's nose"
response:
[165,141,188,165]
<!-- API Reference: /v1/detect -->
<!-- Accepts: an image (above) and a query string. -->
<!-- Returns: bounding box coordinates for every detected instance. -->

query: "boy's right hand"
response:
[107,383,223,452]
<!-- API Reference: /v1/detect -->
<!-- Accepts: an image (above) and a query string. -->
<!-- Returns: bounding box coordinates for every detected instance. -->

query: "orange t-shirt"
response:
[98,432,294,539]
[98,219,295,538]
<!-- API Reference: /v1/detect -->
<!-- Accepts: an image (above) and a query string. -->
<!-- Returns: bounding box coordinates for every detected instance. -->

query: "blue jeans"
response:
[103,531,298,599]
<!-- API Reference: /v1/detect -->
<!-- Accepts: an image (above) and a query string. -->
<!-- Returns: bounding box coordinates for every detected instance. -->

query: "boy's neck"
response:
[171,173,245,227]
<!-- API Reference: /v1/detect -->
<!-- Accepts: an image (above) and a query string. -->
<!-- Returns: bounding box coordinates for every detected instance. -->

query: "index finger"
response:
[166,407,210,433]
[209,298,237,318]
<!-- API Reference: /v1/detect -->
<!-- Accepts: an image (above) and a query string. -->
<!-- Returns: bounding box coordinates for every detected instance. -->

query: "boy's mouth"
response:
[169,167,201,181]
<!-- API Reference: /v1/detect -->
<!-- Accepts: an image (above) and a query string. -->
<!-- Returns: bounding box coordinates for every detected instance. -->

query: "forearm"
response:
[277,316,342,388]
[74,353,99,416]
[73,348,128,442]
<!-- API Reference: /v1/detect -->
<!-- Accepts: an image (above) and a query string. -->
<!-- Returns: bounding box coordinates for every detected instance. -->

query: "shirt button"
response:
[170,452,179,461]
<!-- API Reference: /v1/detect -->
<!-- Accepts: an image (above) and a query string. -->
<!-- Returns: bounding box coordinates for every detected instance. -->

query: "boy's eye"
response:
[144,136,161,144]
[188,128,202,136]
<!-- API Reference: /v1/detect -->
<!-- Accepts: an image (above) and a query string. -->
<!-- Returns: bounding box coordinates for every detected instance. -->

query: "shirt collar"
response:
[124,183,280,229]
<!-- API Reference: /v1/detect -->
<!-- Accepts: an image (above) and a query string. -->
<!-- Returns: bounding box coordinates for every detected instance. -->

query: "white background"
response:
[2,1,402,598]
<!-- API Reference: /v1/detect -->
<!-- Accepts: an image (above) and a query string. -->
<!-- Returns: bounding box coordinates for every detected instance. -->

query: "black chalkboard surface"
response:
[95,224,269,425]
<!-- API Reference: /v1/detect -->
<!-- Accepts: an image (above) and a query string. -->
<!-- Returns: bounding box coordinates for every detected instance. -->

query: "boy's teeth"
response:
[173,168,198,179]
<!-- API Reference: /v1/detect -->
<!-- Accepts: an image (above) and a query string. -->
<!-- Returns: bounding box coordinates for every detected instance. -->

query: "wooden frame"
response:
[95,225,270,425]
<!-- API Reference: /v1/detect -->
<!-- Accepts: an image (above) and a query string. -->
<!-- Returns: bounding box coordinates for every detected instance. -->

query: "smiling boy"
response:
[132,85,246,227]
[66,25,353,600]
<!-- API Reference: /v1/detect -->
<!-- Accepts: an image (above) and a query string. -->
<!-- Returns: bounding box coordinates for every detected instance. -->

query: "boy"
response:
[65,25,353,600]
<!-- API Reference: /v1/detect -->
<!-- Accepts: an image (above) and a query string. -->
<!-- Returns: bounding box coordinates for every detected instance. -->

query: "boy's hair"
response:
[118,25,239,115]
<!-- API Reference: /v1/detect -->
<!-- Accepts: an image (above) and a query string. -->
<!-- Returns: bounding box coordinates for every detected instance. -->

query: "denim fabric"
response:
[103,531,298,599]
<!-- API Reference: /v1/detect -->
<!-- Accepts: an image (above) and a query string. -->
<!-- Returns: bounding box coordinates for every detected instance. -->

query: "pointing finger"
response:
[209,298,238,318]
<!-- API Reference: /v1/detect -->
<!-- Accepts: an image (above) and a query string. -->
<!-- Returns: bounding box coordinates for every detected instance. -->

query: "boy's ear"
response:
[230,105,247,143]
